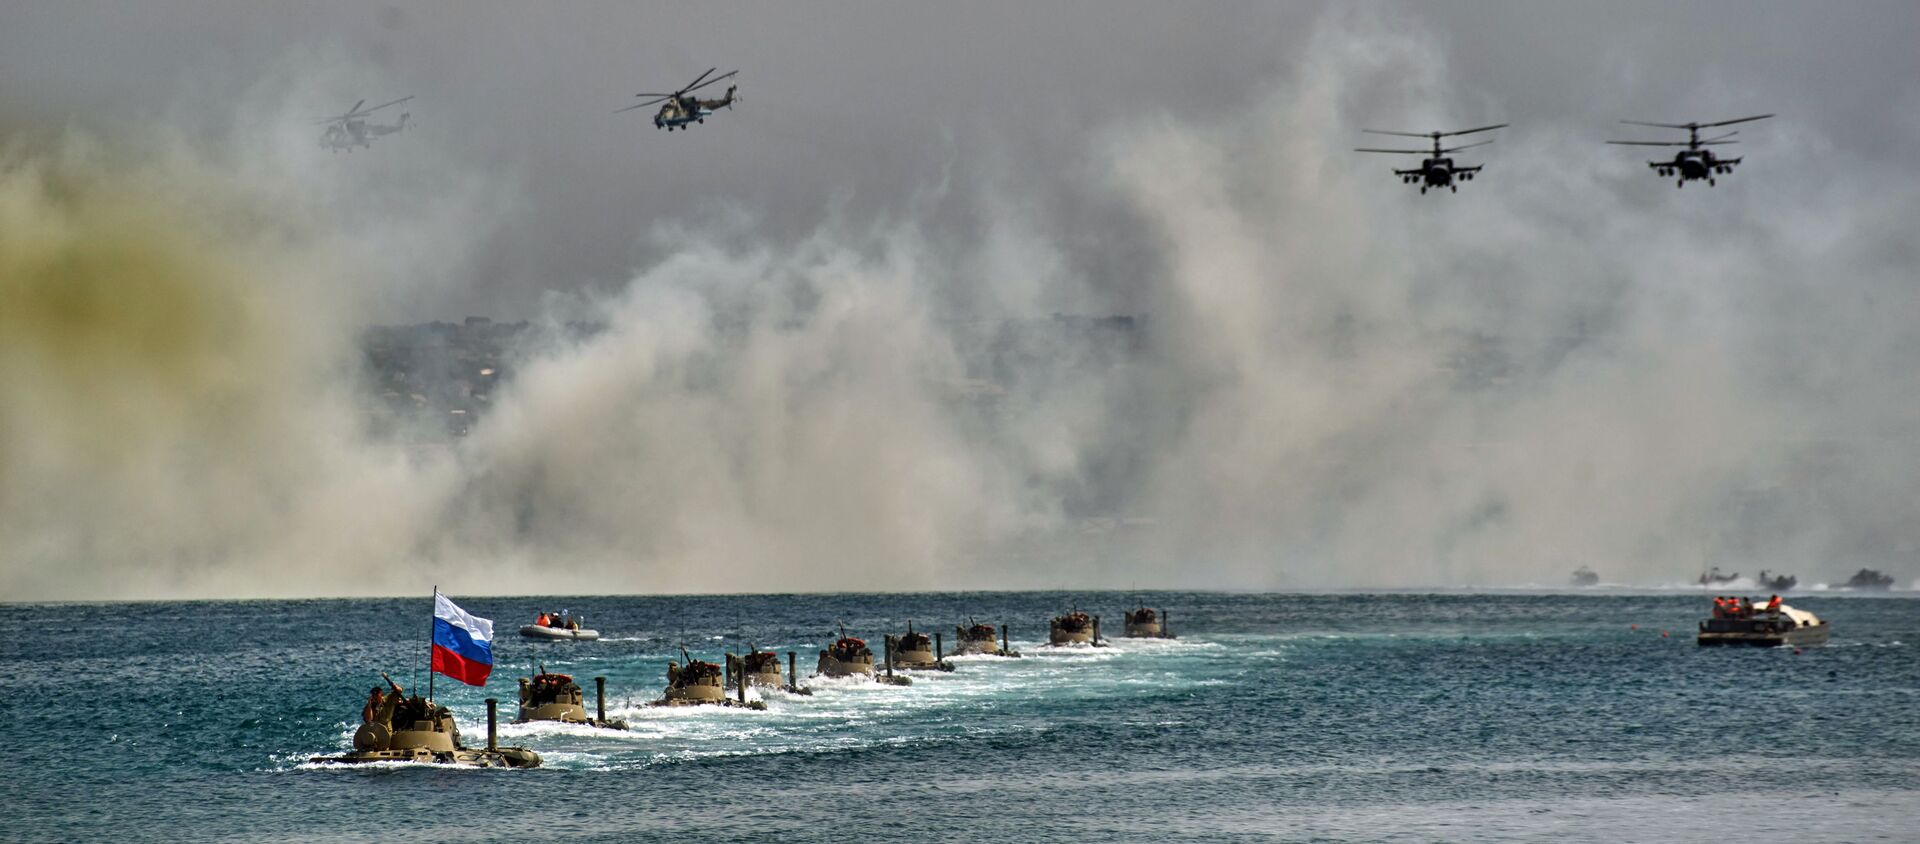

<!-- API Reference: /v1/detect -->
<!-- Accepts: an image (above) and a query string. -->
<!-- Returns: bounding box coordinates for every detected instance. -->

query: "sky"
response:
[2,2,1918,599]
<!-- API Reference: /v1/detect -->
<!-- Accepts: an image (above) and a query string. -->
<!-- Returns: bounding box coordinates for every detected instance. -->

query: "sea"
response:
[3,591,1916,842]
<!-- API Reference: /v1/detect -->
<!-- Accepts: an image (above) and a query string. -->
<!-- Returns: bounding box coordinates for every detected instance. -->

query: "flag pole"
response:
[428,585,437,704]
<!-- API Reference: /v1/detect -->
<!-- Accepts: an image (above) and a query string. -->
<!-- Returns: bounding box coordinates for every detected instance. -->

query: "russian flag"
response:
[431,591,494,686]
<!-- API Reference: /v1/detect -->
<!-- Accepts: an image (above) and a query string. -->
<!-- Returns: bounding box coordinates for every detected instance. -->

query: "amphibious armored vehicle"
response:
[515,668,627,728]
[1757,570,1798,592]
[1841,568,1895,591]
[952,618,1020,657]
[1570,566,1600,587]
[1697,567,1740,586]
[817,635,874,678]
[888,621,954,671]
[1122,606,1174,639]
[310,674,541,768]
[1697,596,1830,647]
[815,629,910,685]
[1048,610,1104,646]
[653,648,765,709]
[726,648,811,695]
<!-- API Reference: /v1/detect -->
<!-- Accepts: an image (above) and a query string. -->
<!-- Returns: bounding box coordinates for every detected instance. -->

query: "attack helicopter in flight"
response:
[1355,124,1507,194]
[617,68,739,131]
[1606,114,1772,188]
[318,96,413,152]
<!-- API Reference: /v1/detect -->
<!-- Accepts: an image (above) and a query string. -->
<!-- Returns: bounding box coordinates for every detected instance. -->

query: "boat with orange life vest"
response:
[1697,595,1829,647]
[518,610,600,641]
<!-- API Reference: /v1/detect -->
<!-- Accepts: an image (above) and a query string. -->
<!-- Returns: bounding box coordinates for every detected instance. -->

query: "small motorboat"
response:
[1697,596,1830,647]
[518,610,600,641]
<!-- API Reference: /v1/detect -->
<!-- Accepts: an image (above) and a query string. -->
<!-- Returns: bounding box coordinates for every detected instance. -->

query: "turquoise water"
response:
[3,592,1916,842]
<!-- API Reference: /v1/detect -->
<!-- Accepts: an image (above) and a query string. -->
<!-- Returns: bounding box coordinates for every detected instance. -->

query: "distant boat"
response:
[519,610,600,641]
[1757,570,1798,591]
[1570,567,1600,587]
[1696,567,1740,586]
[1841,568,1895,591]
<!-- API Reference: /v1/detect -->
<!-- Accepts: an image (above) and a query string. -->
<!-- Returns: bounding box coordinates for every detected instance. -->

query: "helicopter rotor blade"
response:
[615,100,662,113]
[1699,131,1739,143]
[1698,113,1773,128]
[1620,119,1694,129]
[1605,140,1689,146]
[682,69,738,96]
[354,95,414,116]
[1354,147,1428,154]
[680,67,717,94]
[1439,123,1507,137]
[348,99,366,117]
[1361,129,1435,139]
[1439,140,1494,153]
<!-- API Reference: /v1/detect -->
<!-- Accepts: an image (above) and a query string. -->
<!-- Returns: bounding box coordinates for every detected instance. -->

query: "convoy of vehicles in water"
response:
[309,584,1903,769]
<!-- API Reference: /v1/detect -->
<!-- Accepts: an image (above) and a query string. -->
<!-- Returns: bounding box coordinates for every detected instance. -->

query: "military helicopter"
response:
[1606,114,1772,188]
[317,96,413,152]
[1355,124,1507,194]
[617,68,738,131]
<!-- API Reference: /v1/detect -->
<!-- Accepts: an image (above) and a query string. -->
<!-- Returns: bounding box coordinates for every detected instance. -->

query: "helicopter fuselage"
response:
[321,115,407,151]
[1655,149,1732,182]
[654,104,714,130]
[1395,157,1480,194]
[652,87,735,131]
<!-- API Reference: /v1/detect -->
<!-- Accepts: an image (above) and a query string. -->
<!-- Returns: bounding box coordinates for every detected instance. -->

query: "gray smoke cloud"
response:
[2,6,1917,599]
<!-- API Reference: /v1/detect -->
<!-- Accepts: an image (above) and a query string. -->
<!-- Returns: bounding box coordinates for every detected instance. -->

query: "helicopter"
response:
[1355,124,1507,194]
[617,68,738,131]
[318,96,413,152]
[1606,114,1772,188]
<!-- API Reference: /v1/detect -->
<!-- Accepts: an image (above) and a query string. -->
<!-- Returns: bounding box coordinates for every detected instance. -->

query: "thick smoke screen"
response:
[3,9,1918,599]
